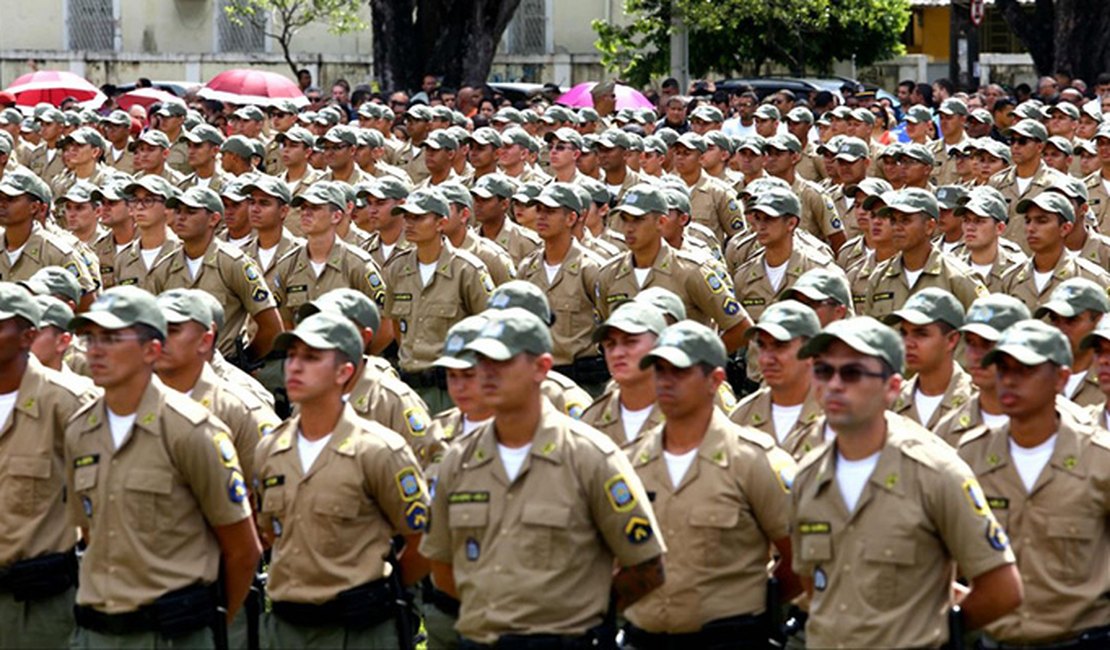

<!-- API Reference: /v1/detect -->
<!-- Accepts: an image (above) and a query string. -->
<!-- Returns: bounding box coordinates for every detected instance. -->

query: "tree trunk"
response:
[996,0,1055,76]
[1052,0,1110,84]
[370,0,421,92]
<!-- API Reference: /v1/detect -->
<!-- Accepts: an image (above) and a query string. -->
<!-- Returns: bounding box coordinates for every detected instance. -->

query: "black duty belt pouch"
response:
[1,550,77,601]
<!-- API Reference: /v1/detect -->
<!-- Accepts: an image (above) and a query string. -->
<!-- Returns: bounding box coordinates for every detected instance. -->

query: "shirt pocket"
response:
[260,488,285,538]
[688,506,741,568]
[311,494,363,556]
[1045,516,1099,583]
[5,455,53,517]
[448,502,490,565]
[860,536,916,609]
[519,502,571,570]
[123,469,173,533]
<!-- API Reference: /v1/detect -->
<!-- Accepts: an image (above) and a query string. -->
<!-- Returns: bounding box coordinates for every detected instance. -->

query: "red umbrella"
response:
[3,70,106,109]
[117,88,180,112]
[198,69,308,108]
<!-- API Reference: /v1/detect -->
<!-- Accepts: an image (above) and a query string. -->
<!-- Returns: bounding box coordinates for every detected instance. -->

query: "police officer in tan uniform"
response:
[471,174,542,266]
[242,175,302,288]
[65,286,262,648]
[0,284,95,648]
[357,176,414,268]
[955,187,1027,293]
[960,320,1110,648]
[113,175,181,292]
[438,182,517,287]
[419,308,667,647]
[791,317,1022,649]
[670,132,746,242]
[625,320,800,648]
[256,312,431,649]
[1033,278,1109,409]
[383,187,492,413]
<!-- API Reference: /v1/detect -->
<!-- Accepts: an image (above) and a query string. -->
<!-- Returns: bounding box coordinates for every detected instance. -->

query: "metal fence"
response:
[505,0,547,55]
[69,0,116,51]
[218,0,267,53]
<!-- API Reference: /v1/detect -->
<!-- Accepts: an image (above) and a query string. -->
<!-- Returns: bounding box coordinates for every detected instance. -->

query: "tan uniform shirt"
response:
[728,386,823,448]
[958,413,1110,644]
[91,229,132,290]
[686,171,745,242]
[0,222,97,295]
[400,142,430,185]
[595,242,750,331]
[936,395,1091,449]
[104,144,134,174]
[187,364,280,485]
[930,135,969,186]
[278,168,324,239]
[165,134,190,174]
[733,246,831,323]
[270,236,387,326]
[255,405,429,604]
[481,217,543,267]
[245,228,302,290]
[863,247,988,319]
[383,241,492,372]
[347,357,441,466]
[516,240,603,365]
[892,366,977,430]
[541,372,594,421]
[1069,226,1110,268]
[210,351,277,410]
[625,411,796,632]
[835,235,868,272]
[988,162,1067,251]
[793,176,845,245]
[1065,369,1104,409]
[48,164,113,200]
[365,232,414,269]
[113,234,180,291]
[419,400,666,643]
[958,244,1027,293]
[999,252,1110,313]
[580,388,665,449]
[65,378,252,613]
[149,238,279,357]
[0,357,96,567]
[458,229,516,287]
[791,413,1016,649]
[176,171,230,194]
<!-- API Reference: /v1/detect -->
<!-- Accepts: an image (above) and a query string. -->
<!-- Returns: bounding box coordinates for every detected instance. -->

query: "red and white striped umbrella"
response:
[3,70,106,109]
[198,69,308,108]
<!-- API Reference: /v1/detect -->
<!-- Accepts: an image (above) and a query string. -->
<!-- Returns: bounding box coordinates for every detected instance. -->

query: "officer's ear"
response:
[1053,364,1070,395]
[197,325,216,358]
[359,327,374,351]
[207,211,223,230]
[533,352,554,382]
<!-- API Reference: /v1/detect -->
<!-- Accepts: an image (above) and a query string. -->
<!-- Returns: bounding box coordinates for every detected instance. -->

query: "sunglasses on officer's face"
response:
[813,361,889,383]
[1011,137,1037,146]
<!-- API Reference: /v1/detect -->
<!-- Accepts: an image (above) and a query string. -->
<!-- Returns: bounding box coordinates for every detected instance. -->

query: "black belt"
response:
[980,625,1110,650]
[0,550,77,601]
[624,613,769,650]
[422,579,459,617]
[552,356,609,385]
[75,583,216,638]
[460,622,616,650]
[272,578,395,629]
[399,367,446,390]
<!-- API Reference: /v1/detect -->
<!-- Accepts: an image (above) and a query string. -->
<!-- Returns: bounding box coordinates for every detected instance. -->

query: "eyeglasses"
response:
[813,361,889,383]
[551,143,576,152]
[319,144,349,152]
[1011,136,1036,146]
[79,332,145,348]
[125,197,162,208]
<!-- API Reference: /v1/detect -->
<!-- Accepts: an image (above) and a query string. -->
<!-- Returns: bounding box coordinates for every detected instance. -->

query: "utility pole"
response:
[669,1,689,90]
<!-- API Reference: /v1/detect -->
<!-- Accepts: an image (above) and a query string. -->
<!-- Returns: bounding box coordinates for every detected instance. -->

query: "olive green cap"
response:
[129,130,171,151]
[58,126,105,151]
[438,181,472,209]
[1004,118,1049,142]
[675,132,707,153]
[542,105,576,124]
[534,182,583,213]
[661,186,691,214]
[639,320,728,370]
[740,176,791,200]
[519,109,543,125]
[34,294,73,331]
[970,108,994,125]
[488,280,553,325]
[314,108,342,127]
[220,135,257,159]
[979,138,1013,163]
[577,176,610,206]
[182,124,225,146]
[593,301,667,343]
[446,126,470,146]
[276,126,316,147]
[422,129,459,150]
[156,100,188,118]
[359,176,411,201]
[471,173,518,200]
[0,170,52,204]
[780,268,853,309]
[1015,191,1075,223]
[1033,277,1110,319]
[1046,136,1074,156]
[433,314,490,369]
[231,105,265,121]
[54,180,97,206]
[274,311,364,366]
[166,186,224,214]
[1047,102,1079,120]
[0,282,43,326]
[844,177,893,200]
[746,300,821,342]
[0,108,23,126]
[848,108,875,126]
[70,286,167,337]
[689,105,724,123]
[332,180,357,206]
[904,106,933,124]
[938,98,969,116]
[936,185,970,211]
[1080,313,1110,351]
[1045,174,1088,203]
[799,316,904,374]
[642,135,668,155]
[877,142,903,159]
[898,143,936,166]
[21,266,81,303]
[243,175,292,204]
[511,181,545,205]
[220,178,250,203]
[876,188,940,219]
[271,99,300,115]
[703,131,734,155]
[754,104,781,121]
[465,307,553,359]
[91,177,132,203]
[545,127,585,150]
[982,319,1072,368]
[391,187,450,218]
[765,133,802,154]
[356,128,385,148]
[960,294,1032,342]
[612,183,669,217]
[292,182,346,211]
[1074,138,1097,157]
[654,127,680,147]
[358,102,384,119]
[468,127,503,148]
[296,287,380,333]
[0,132,11,156]
[123,174,178,202]
[884,287,965,329]
[748,188,801,218]
[492,106,523,124]
[157,289,213,327]
[429,106,453,122]
[786,107,815,124]
[635,287,686,322]
[955,189,1008,223]
[596,129,630,150]
[833,137,869,162]
[500,127,536,152]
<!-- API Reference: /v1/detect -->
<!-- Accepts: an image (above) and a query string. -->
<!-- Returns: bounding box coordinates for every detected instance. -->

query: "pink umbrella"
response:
[117,87,180,112]
[556,82,654,110]
[198,69,308,108]
[3,70,106,109]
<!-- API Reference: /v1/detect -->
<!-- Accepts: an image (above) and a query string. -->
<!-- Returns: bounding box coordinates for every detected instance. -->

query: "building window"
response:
[981,7,1028,54]
[505,0,548,55]
[217,0,267,53]
[68,0,116,51]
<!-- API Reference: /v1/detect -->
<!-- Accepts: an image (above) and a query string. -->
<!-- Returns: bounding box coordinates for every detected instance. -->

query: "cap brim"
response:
[391,204,435,216]
[464,338,515,361]
[1033,301,1078,319]
[745,322,794,342]
[432,354,476,369]
[534,195,570,210]
[799,330,886,362]
[1080,331,1110,351]
[592,320,656,344]
[981,345,1050,368]
[883,309,933,326]
[959,323,1004,342]
[611,205,652,217]
[273,330,338,354]
[70,311,131,331]
[162,308,196,324]
[639,346,695,370]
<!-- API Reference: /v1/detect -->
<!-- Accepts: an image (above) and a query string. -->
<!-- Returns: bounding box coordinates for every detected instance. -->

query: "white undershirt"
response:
[1033,269,1054,293]
[633,267,651,288]
[380,242,396,260]
[844,197,855,211]
[498,443,532,481]
[1009,434,1057,493]
[110,144,126,162]
[258,245,278,271]
[1015,175,1033,197]
[419,262,437,287]
[461,416,490,436]
[6,242,27,266]
[1064,370,1087,398]
[0,391,17,430]
[606,182,622,198]
[543,261,562,285]
[771,403,804,444]
[297,430,332,473]
[941,240,961,254]
[1105,410,1110,432]
[764,259,789,292]
[982,410,1009,428]
[914,389,945,426]
[192,176,212,189]
[1103,180,1110,204]
[228,234,252,248]
[836,450,880,512]
[970,261,992,279]
[620,403,654,444]
[184,256,203,280]
[140,247,160,271]
[107,408,137,450]
[310,260,327,278]
[904,267,924,288]
[663,448,698,488]
[823,423,836,443]
[115,242,128,255]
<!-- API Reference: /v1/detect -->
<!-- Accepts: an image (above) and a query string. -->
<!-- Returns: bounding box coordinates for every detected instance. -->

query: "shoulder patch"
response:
[404,407,429,437]
[604,474,637,512]
[396,466,423,502]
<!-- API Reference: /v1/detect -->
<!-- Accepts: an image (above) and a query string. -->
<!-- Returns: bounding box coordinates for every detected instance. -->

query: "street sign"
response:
[970,0,986,27]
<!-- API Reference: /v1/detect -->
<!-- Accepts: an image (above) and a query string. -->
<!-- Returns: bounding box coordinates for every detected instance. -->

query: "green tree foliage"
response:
[595,0,911,86]
[224,0,367,77]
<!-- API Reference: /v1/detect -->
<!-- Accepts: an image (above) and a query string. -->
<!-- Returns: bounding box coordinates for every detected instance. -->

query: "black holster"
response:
[0,550,77,601]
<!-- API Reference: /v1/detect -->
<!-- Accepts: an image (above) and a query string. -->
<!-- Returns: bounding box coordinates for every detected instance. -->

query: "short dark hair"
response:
[333,78,350,92]
[661,78,679,90]
[898,79,915,91]
[133,323,165,344]
[933,77,955,95]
